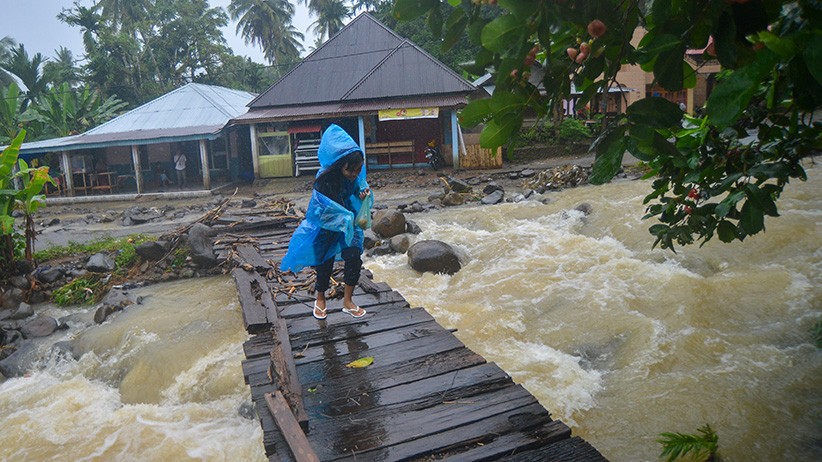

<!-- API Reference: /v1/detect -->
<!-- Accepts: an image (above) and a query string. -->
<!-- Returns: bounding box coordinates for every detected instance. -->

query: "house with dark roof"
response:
[16,83,256,198]
[231,13,482,178]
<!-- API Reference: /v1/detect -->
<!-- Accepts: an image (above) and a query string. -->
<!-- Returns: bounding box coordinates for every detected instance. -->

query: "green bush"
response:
[35,234,152,262]
[557,118,592,142]
[52,276,104,306]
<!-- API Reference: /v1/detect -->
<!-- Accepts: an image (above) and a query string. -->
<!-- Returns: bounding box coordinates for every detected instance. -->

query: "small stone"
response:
[86,253,116,273]
[481,190,505,205]
[21,315,59,338]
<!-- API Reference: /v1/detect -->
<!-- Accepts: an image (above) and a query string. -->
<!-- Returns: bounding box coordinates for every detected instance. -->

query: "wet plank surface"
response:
[220,215,608,461]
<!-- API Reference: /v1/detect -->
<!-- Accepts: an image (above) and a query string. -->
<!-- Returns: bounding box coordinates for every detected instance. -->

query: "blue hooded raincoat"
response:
[280,125,370,273]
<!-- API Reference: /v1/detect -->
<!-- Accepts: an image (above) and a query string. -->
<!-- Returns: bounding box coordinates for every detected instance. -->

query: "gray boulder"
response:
[363,229,381,250]
[9,302,34,321]
[389,234,412,254]
[21,315,59,338]
[442,192,466,207]
[86,253,116,272]
[407,240,462,275]
[521,169,536,178]
[1,288,24,311]
[9,275,29,290]
[188,223,217,268]
[446,177,472,193]
[574,203,593,216]
[372,210,406,238]
[481,190,505,205]
[136,241,169,261]
[35,266,64,283]
[364,243,393,258]
[406,220,422,235]
[482,182,503,195]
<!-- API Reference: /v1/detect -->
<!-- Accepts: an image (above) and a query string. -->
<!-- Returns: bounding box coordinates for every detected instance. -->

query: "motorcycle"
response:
[424,140,445,170]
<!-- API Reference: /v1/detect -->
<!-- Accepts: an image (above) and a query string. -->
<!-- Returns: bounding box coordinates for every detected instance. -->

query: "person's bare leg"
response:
[342,284,365,316]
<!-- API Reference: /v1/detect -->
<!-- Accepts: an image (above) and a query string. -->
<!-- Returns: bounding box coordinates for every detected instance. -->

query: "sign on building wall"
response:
[378,107,439,121]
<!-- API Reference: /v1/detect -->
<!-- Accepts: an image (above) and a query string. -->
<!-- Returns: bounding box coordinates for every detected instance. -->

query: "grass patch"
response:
[52,275,105,306]
[35,234,154,263]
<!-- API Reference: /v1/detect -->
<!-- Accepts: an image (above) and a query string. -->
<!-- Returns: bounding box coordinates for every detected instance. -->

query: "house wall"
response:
[376,118,440,164]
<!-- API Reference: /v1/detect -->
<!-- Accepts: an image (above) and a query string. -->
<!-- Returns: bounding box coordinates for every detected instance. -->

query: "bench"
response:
[365,140,416,167]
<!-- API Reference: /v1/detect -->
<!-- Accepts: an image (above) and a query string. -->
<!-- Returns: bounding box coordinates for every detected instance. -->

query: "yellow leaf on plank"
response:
[345,357,374,368]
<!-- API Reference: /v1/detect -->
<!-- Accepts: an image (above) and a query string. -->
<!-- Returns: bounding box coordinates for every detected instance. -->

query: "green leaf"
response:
[706,50,779,128]
[393,0,437,21]
[717,220,737,243]
[803,35,822,85]
[627,97,683,128]
[480,114,522,148]
[481,15,523,53]
[427,7,444,37]
[654,45,687,90]
[346,356,374,368]
[498,0,539,20]
[683,61,697,89]
[753,31,795,58]
[446,0,460,6]
[459,99,491,127]
[442,8,468,51]
[637,33,681,65]
[489,90,527,117]
[740,200,764,235]
[590,126,627,185]
[744,183,778,217]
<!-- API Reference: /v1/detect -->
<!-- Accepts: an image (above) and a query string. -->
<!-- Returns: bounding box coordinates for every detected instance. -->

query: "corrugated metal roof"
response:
[18,83,255,154]
[247,13,475,109]
[233,94,471,123]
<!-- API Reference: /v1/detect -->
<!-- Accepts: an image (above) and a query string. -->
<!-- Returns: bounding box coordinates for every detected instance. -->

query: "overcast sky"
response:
[3,0,316,64]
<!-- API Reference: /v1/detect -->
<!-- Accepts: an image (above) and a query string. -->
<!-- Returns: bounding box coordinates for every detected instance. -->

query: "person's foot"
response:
[313,301,327,320]
[342,303,366,318]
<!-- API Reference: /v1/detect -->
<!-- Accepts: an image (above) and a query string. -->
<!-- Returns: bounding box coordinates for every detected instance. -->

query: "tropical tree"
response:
[0,36,18,87]
[395,0,822,250]
[1,45,48,108]
[228,0,304,66]
[309,0,351,41]
[0,83,26,145]
[23,83,128,139]
[93,0,153,33]
[43,47,82,88]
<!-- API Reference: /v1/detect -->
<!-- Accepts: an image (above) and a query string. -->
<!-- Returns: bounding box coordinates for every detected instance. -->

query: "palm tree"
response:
[58,4,104,51]
[228,0,304,65]
[309,0,350,41]
[43,47,82,88]
[93,0,153,33]
[0,36,19,86]
[2,45,48,109]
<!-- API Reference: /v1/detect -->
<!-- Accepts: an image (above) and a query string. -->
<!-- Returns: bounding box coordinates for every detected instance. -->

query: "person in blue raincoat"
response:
[281,124,372,320]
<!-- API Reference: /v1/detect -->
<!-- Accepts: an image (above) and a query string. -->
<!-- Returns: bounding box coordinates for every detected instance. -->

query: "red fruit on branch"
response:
[587,19,607,38]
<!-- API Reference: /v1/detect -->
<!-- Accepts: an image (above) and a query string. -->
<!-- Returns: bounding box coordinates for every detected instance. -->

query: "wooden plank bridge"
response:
[213,207,607,462]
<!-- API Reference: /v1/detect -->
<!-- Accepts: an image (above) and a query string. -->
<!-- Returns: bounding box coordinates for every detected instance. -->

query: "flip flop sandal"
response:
[313,302,327,320]
[342,305,366,318]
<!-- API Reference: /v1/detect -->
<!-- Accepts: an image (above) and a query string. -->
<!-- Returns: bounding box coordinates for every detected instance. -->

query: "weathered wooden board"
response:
[500,436,608,461]
[288,306,434,350]
[305,385,538,460]
[264,391,318,462]
[329,402,557,461]
[278,291,408,318]
[232,268,276,334]
[236,244,273,272]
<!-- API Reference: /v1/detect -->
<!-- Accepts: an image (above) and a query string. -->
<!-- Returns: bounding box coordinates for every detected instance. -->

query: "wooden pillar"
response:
[450,110,459,168]
[250,124,260,179]
[200,139,211,190]
[60,152,74,196]
[131,145,143,194]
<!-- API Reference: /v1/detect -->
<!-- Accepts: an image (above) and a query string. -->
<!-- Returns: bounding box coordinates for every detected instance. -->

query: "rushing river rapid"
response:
[1,168,820,462]
[367,169,822,461]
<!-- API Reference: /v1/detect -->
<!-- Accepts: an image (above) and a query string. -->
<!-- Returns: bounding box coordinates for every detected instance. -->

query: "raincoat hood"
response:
[316,124,365,180]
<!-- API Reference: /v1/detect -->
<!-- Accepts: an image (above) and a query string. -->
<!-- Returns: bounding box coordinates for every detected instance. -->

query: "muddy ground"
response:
[31,151,622,251]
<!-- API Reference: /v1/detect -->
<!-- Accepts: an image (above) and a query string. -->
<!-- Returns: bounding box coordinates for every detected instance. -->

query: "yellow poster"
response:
[378,107,439,121]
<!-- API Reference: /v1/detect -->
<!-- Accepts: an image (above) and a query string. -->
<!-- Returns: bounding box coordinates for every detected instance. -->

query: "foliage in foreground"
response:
[395,0,822,250]
[52,275,105,306]
[813,319,822,348]
[35,234,153,264]
[658,424,719,462]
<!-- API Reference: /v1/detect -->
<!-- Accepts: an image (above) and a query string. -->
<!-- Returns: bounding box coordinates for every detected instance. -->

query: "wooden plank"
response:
[306,385,538,460]
[433,419,572,461]
[236,244,273,272]
[255,396,295,459]
[278,291,408,318]
[243,330,275,359]
[306,362,513,418]
[329,402,556,461]
[270,317,309,431]
[271,282,394,307]
[264,391,319,462]
[232,268,272,333]
[288,304,430,349]
[294,319,452,365]
[500,436,608,462]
